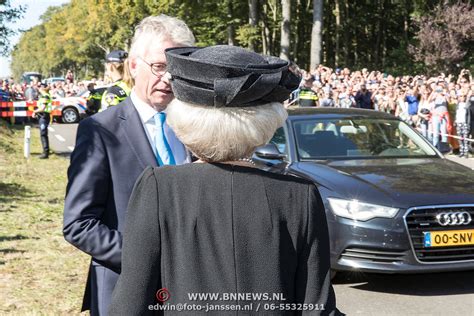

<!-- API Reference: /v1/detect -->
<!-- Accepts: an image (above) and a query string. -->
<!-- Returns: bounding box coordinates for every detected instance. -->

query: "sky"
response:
[0,0,71,78]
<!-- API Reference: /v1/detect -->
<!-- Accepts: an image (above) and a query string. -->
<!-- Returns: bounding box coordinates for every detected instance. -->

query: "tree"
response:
[11,0,470,80]
[248,0,259,50]
[280,0,291,60]
[409,1,473,74]
[310,0,323,70]
[0,0,25,56]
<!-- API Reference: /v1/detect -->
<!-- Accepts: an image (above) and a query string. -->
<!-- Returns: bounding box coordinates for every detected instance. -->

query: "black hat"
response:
[165,45,301,107]
[106,50,128,63]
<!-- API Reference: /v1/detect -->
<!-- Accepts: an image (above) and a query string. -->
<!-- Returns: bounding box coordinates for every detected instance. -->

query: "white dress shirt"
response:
[131,90,190,164]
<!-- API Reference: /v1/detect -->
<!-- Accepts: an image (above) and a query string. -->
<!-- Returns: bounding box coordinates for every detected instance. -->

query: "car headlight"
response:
[327,198,399,221]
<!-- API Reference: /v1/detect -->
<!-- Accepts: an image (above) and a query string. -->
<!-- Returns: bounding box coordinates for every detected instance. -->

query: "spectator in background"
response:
[53,81,66,98]
[11,83,25,101]
[429,83,451,151]
[0,80,10,101]
[418,88,432,140]
[405,87,419,126]
[355,82,373,109]
[66,69,74,83]
[455,92,471,158]
[336,84,354,108]
[24,82,39,101]
[319,86,335,107]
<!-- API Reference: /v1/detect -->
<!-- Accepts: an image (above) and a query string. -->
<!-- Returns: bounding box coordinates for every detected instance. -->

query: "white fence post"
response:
[24,125,31,159]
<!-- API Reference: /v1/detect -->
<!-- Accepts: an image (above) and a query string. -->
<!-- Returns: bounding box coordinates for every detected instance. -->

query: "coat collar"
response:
[119,97,158,168]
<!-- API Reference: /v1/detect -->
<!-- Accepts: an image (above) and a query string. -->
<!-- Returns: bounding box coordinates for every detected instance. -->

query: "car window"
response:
[270,127,288,156]
[293,118,437,159]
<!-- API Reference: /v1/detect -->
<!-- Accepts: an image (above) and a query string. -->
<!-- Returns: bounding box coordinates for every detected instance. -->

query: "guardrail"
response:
[0,101,62,123]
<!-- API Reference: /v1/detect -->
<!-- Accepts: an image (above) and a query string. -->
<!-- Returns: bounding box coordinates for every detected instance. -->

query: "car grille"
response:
[405,206,474,263]
[340,247,406,263]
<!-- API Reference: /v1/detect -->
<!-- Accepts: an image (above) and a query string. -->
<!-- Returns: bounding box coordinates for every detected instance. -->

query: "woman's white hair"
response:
[129,15,195,58]
[166,100,288,162]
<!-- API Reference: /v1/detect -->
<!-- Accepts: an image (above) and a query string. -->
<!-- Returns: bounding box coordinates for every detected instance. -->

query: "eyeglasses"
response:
[137,56,167,76]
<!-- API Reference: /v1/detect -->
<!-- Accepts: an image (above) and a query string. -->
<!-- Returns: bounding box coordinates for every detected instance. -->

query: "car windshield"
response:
[293,117,438,160]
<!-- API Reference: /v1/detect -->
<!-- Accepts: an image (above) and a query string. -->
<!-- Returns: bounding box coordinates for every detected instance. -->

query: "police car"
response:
[55,87,107,123]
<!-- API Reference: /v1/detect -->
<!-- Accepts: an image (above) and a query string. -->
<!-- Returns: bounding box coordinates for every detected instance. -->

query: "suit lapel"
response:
[119,97,158,168]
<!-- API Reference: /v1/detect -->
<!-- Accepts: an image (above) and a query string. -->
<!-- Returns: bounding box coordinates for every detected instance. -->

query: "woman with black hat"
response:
[110,45,341,315]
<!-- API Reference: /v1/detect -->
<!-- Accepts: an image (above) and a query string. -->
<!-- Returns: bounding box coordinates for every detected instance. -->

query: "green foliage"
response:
[0,0,25,56]
[236,25,260,48]
[9,0,470,80]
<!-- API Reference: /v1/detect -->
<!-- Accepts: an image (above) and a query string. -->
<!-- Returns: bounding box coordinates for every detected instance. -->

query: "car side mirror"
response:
[254,143,286,160]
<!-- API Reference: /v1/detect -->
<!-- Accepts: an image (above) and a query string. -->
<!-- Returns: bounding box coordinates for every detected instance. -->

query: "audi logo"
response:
[436,212,472,226]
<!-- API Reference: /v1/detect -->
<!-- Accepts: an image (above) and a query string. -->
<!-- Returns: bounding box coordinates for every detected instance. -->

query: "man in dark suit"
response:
[63,15,195,316]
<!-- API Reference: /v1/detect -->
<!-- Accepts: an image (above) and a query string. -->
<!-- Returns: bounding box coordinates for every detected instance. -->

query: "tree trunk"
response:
[227,1,235,45]
[403,0,410,46]
[335,0,341,67]
[310,0,323,70]
[343,0,350,66]
[272,0,278,56]
[374,0,385,68]
[261,2,272,54]
[249,0,258,51]
[292,0,301,63]
[280,0,291,60]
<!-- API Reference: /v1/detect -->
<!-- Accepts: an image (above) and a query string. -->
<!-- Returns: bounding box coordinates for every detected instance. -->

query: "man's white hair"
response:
[166,100,288,162]
[129,15,195,58]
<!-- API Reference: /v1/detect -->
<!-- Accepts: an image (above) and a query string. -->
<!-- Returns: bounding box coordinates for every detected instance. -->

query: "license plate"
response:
[423,229,474,247]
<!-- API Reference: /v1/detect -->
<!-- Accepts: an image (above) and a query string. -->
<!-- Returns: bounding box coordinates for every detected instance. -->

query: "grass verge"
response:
[0,120,89,315]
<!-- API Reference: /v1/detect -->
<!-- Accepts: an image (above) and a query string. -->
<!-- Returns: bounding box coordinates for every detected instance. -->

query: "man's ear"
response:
[129,57,138,79]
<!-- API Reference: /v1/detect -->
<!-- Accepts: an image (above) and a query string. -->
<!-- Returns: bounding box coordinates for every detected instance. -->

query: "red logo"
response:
[156,288,170,302]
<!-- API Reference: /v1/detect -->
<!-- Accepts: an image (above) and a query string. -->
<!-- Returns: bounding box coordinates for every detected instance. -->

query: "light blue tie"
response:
[154,112,175,165]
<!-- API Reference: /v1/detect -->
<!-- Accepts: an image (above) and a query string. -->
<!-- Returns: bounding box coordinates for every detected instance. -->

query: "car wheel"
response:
[62,108,79,124]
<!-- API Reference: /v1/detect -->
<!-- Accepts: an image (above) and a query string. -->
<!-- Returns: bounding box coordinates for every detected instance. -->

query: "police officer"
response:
[100,50,132,111]
[33,85,52,159]
[298,75,318,107]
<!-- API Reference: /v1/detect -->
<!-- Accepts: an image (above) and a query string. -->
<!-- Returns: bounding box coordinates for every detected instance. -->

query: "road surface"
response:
[48,123,77,154]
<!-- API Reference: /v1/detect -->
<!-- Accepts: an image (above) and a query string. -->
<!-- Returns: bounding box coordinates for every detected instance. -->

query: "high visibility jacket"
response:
[100,80,131,111]
[298,88,318,107]
[38,92,52,113]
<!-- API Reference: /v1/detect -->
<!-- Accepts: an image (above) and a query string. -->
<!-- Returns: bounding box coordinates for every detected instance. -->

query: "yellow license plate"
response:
[423,229,474,247]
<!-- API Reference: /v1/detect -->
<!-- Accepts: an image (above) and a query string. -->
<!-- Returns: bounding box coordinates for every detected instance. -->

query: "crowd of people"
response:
[0,75,108,102]
[1,56,472,158]
[291,65,473,156]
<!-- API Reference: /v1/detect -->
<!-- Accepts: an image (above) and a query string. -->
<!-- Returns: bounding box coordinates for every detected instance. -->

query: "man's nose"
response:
[162,72,172,83]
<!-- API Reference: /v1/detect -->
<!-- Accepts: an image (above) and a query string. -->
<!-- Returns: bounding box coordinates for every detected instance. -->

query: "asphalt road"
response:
[333,270,474,315]
[47,123,474,315]
[48,123,77,154]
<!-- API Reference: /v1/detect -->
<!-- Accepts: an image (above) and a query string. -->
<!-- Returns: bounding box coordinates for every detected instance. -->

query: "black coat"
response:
[63,97,159,313]
[109,163,340,315]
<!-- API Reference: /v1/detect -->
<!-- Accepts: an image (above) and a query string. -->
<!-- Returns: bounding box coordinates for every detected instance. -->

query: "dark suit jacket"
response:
[109,163,340,315]
[63,97,158,311]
